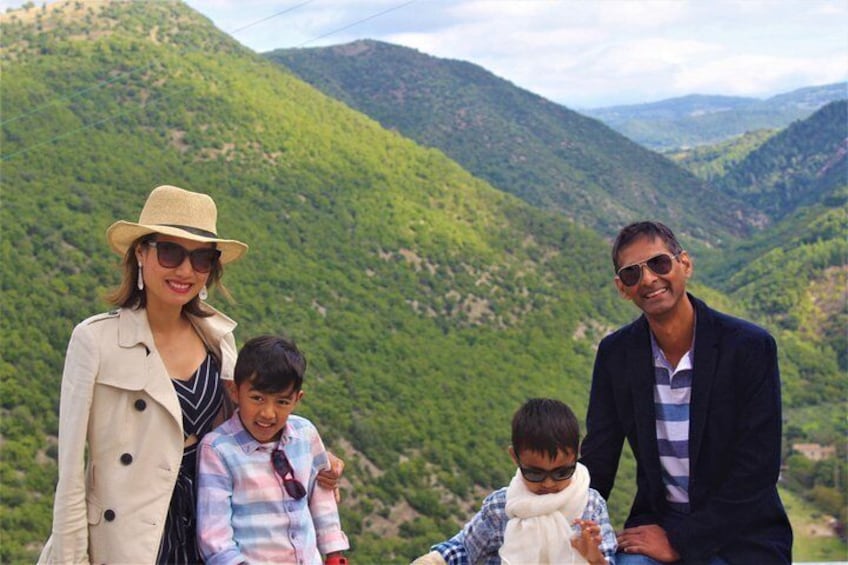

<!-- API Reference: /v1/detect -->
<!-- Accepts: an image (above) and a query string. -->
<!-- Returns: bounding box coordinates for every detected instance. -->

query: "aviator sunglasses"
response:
[616,252,681,287]
[271,450,307,500]
[516,457,577,483]
[146,241,221,273]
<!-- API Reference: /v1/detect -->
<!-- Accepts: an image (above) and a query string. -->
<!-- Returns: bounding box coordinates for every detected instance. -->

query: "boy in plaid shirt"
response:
[196,335,348,565]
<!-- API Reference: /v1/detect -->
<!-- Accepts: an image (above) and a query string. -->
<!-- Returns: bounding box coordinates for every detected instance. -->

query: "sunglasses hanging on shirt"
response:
[271,449,307,500]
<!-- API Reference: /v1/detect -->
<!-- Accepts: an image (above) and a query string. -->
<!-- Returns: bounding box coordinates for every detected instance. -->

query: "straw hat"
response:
[106,185,248,264]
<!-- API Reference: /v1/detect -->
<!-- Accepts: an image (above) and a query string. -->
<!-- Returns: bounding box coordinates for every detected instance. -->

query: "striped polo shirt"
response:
[651,333,694,513]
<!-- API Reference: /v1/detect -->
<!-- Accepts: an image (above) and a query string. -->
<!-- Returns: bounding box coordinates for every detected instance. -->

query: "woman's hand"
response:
[317,451,345,502]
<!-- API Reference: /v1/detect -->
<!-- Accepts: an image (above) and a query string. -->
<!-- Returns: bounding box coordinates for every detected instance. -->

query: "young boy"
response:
[413,398,616,565]
[196,335,349,565]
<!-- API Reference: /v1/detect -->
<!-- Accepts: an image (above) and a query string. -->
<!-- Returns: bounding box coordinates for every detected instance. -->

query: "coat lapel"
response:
[117,308,184,431]
[188,305,237,380]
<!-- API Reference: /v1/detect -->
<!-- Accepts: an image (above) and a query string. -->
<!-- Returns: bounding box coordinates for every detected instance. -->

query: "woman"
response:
[39,185,248,564]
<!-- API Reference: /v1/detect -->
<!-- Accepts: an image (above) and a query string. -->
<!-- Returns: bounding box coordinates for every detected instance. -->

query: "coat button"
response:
[120,453,133,465]
[134,399,147,411]
[104,509,116,521]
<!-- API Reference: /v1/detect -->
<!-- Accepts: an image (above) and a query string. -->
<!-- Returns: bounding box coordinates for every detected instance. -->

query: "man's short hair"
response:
[611,221,683,271]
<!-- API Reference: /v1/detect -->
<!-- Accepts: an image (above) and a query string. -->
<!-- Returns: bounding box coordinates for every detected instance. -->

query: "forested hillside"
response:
[582,83,847,151]
[666,129,778,181]
[0,2,639,562]
[267,40,758,246]
[695,103,847,446]
[716,100,847,219]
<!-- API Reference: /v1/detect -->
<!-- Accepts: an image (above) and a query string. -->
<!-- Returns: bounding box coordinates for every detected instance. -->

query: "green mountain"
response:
[665,129,779,182]
[716,100,847,219]
[668,101,846,256]
[266,40,846,384]
[266,40,758,246]
[696,103,848,400]
[0,2,636,562]
[581,83,848,151]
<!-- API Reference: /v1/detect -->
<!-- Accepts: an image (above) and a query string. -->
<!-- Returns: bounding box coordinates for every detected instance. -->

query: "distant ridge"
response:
[717,100,847,219]
[581,82,848,150]
[267,39,760,246]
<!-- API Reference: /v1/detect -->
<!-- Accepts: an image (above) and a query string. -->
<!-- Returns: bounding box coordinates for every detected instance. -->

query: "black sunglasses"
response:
[146,241,221,273]
[516,458,577,483]
[271,450,307,500]
[616,252,680,287]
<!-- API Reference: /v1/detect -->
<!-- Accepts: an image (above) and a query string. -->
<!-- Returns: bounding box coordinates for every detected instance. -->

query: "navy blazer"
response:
[581,294,792,564]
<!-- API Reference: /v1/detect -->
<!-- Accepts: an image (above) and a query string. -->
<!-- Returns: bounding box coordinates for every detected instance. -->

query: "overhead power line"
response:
[0,0,419,162]
[225,0,316,37]
[299,0,417,47]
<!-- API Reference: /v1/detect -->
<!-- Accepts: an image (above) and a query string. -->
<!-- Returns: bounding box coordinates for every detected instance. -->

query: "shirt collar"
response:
[228,411,298,455]
[649,324,696,374]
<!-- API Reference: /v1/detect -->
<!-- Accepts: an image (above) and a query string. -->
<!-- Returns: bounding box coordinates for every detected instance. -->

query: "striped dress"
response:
[157,353,223,564]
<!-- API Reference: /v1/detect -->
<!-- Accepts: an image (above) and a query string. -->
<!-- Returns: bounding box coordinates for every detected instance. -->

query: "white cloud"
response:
[599,38,721,75]
[594,0,689,29]
[674,52,848,97]
[1,0,845,107]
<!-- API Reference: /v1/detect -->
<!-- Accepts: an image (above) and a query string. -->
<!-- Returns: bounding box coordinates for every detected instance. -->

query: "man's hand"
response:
[616,524,680,563]
[317,451,345,502]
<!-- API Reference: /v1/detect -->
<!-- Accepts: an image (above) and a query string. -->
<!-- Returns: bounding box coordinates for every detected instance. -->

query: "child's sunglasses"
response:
[518,462,577,483]
[616,252,680,287]
[146,241,221,273]
[271,450,307,500]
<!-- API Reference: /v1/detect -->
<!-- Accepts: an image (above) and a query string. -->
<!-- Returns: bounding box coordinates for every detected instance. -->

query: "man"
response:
[580,221,792,564]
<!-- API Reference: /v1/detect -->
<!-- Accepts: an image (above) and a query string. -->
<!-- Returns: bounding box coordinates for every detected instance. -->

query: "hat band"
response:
[157,224,218,238]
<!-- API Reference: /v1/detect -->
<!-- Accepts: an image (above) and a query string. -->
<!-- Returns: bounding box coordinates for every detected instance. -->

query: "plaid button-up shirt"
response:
[432,486,617,564]
[197,413,349,565]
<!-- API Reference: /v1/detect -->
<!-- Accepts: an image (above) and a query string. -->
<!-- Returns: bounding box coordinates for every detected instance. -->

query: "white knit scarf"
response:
[499,462,591,565]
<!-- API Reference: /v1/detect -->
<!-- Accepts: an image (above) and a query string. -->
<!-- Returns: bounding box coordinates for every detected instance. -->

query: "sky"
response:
[4,0,847,108]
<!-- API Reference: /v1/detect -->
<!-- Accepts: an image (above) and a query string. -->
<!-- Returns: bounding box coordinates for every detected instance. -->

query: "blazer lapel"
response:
[627,318,664,485]
[689,297,718,474]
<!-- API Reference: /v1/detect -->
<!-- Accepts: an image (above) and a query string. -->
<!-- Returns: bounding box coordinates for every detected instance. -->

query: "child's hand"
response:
[570,518,606,565]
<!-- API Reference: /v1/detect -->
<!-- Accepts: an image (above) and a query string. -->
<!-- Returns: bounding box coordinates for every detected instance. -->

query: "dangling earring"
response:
[199,285,208,300]
[137,263,144,290]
